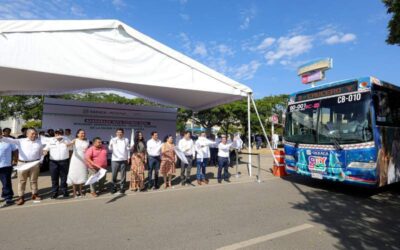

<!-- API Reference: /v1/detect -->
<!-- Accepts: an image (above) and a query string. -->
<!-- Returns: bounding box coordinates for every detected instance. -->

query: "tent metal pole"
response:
[251,96,279,166]
[247,94,252,176]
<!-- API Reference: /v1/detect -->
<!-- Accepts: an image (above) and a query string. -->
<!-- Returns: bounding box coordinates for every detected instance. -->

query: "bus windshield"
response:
[285,93,373,144]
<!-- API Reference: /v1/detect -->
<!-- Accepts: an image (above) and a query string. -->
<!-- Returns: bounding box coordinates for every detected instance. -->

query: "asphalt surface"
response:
[0,152,399,250]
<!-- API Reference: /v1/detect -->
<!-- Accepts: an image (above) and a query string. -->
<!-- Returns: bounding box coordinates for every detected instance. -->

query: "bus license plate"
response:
[311,173,323,179]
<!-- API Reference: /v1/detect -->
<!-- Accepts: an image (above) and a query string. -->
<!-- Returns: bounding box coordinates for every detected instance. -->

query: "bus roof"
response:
[289,76,400,99]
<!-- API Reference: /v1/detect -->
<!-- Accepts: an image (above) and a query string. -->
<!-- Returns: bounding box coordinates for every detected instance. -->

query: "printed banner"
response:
[42,98,177,142]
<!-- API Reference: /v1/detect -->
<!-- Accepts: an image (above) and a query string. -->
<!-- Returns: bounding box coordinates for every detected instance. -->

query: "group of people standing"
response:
[0,127,243,207]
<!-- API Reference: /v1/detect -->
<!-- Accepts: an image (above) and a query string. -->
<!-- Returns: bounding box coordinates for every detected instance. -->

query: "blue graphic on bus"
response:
[284,76,400,187]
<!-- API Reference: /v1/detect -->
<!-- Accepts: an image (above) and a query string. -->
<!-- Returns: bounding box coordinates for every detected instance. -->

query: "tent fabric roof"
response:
[0,20,252,111]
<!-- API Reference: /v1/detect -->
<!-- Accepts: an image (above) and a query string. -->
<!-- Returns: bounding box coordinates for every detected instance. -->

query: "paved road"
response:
[0,153,399,250]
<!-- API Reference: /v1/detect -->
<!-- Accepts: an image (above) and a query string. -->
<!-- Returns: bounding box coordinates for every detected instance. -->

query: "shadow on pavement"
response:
[283,174,400,250]
[106,193,127,204]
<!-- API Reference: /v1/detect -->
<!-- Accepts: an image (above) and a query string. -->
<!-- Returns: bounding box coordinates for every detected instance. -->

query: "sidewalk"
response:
[6,151,277,206]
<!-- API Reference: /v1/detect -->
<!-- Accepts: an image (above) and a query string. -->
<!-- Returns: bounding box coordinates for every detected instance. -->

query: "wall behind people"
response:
[41,98,177,143]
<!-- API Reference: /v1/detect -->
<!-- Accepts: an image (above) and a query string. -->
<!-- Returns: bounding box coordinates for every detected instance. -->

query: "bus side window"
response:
[373,88,400,127]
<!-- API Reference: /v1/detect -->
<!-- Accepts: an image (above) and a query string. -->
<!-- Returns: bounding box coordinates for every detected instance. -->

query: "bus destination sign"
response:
[295,81,358,102]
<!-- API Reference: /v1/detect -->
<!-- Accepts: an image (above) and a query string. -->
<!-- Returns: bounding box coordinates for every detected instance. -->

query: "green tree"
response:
[176,108,192,132]
[175,94,288,137]
[218,101,244,134]
[383,0,400,45]
[0,96,43,121]
[23,120,42,129]
[255,94,288,135]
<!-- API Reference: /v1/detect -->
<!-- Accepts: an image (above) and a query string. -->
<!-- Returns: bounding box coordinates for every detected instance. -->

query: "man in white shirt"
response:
[178,131,195,186]
[0,128,44,205]
[195,132,214,185]
[147,131,162,189]
[44,130,70,199]
[217,135,235,183]
[109,128,130,194]
[272,133,279,150]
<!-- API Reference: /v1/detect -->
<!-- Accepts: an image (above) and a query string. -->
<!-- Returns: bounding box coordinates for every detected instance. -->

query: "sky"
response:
[0,0,399,98]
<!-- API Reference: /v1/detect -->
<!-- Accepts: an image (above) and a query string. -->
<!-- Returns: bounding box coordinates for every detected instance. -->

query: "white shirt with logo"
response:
[44,138,70,161]
[109,137,130,161]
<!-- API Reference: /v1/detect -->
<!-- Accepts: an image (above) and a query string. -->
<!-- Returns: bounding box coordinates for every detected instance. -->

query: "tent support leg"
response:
[250,96,279,167]
[248,94,252,176]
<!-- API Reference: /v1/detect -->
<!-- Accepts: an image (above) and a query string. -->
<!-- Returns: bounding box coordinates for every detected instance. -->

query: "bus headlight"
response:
[285,155,295,161]
[347,162,376,169]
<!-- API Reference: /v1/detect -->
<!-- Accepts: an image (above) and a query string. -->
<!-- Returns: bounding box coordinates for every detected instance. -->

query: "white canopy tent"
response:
[0,20,275,176]
[0,20,251,110]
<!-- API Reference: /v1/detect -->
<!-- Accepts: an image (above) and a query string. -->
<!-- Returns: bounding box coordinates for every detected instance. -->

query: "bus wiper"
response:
[330,137,343,151]
[324,124,343,151]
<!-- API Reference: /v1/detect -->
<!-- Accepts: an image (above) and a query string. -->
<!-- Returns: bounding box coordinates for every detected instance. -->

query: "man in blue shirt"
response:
[0,128,17,207]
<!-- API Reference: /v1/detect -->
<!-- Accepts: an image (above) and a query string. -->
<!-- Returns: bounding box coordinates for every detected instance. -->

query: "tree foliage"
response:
[383,0,400,45]
[177,94,289,136]
[0,93,157,122]
[0,96,43,121]
[0,92,289,136]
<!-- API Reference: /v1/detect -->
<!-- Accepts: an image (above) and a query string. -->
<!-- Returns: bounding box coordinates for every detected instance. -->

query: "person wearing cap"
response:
[108,128,130,194]
[0,128,18,207]
[0,128,45,205]
[44,130,70,199]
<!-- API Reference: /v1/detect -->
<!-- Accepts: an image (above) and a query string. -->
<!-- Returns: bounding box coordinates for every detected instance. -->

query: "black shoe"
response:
[181,181,186,186]
[111,189,117,195]
[225,179,231,183]
[0,201,14,208]
[51,194,58,199]
[119,189,125,194]
[63,193,69,198]
[218,179,222,184]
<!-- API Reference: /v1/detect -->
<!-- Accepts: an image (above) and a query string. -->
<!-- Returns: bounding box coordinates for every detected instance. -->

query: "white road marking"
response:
[217,223,314,250]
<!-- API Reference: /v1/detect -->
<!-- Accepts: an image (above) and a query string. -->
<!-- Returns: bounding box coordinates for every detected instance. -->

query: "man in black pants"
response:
[146,131,162,190]
[44,130,70,199]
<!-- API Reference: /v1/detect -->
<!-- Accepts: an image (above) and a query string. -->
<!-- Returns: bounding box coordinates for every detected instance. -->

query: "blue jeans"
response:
[217,157,229,181]
[0,166,13,202]
[196,158,208,180]
[148,156,160,187]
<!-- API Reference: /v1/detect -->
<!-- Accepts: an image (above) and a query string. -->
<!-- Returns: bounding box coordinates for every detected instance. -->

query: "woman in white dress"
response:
[66,129,89,198]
